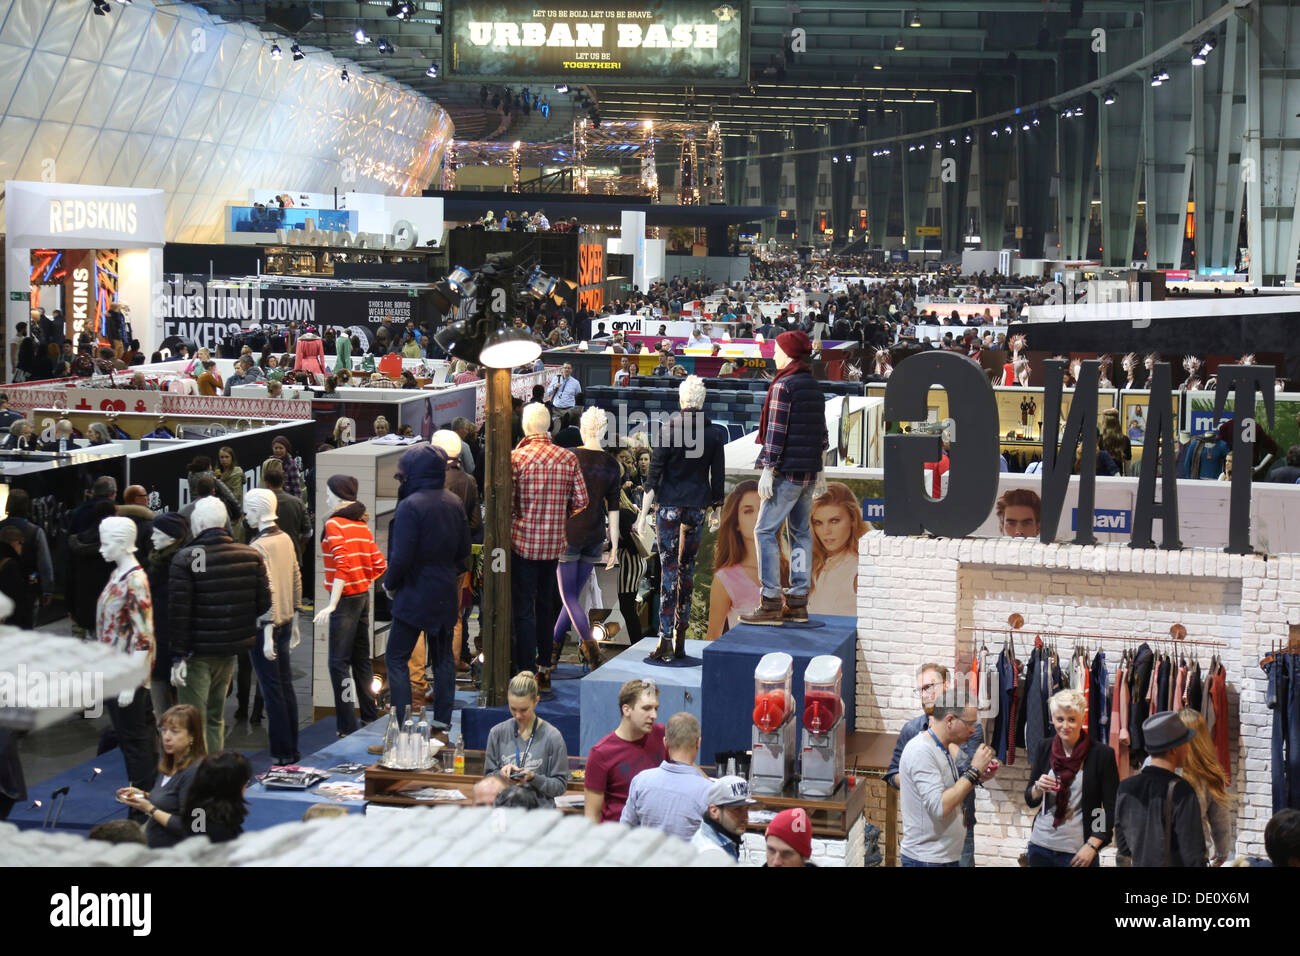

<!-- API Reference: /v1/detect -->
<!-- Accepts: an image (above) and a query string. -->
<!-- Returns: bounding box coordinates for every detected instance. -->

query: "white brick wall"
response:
[858,534,1283,865]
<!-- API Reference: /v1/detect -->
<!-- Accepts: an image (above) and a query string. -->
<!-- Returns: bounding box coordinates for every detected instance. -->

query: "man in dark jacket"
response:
[384,445,470,735]
[741,330,827,626]
[168,497,271,755]
[68,475,118,536]
[0,528,28,623]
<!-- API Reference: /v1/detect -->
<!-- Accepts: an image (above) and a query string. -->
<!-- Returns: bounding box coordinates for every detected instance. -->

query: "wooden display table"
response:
[744,776,869,841]
[364,750,587,810]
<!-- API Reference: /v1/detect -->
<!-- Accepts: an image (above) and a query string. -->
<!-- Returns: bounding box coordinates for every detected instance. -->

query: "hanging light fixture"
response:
[269,42,282,61]
[291,43,304,61]
[339,67,351,84]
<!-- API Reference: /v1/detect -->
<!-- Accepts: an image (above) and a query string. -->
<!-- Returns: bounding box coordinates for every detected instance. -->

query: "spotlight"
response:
[269,42,282,61]
[964,132,973,143]
[1192,36,1215,66]
[91,0,110,14]
[832,155,838,163]
[845,153,852,162]
[525,268,559,301]
[555,83,568,93]
[908,144,917,152]
[949,137,956,146]
[480,321,542,369]
[1103,88,1117,105]
[370,675,384,696]
[934,140,942,148]
[990,128,999,138]
[340,67,350,84]
[1032,116,1040,127]
[87,767,102,782]
[1150,68,1168,86]
[894,38,905,51]
[354,26,369,44]
[377,38,392,54]
[1022,122,1030,131]
[1004,124,1012,133]
[291,43,304,61]
[910,12,921,27]
[873,61,883,70]
[426,62,439,78]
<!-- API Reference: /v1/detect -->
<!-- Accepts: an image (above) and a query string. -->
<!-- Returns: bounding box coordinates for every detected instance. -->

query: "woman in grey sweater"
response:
[483,672,570,807]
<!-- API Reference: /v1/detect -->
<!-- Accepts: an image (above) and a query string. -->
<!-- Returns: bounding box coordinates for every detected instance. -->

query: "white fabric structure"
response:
[0,0,452,242]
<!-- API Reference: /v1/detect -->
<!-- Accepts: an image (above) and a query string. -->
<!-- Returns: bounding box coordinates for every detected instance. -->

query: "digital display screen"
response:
[443,0,749,84]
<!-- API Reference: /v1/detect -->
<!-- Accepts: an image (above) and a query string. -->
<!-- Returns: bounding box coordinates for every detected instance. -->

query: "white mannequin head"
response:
[431,429,462,460]
[324,488,341,512]
[522,402,551,437]
[151,529,175,551]
[774,342,792,370]
[678,375,706,411]
[98,516,137,565]
[580,407,608,448]
[243,488,278,530]
[191,497,227,536]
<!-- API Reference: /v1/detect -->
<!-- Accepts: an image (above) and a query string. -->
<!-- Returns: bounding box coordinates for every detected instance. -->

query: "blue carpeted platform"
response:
[460,664,583,754]
[579,638,706,755]
[700,615,857,763]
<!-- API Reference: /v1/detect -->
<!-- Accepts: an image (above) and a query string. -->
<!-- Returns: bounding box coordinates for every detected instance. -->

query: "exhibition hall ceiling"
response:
[0,0,452,242]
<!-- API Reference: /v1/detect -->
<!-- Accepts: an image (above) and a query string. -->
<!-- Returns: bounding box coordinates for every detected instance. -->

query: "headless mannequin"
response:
[552,411,620,666]
[243,492,283,661]
[99,519,152,707]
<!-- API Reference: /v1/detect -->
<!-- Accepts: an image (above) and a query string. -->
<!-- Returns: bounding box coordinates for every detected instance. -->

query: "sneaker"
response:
[739,596,785,627]
[537,670,552,694]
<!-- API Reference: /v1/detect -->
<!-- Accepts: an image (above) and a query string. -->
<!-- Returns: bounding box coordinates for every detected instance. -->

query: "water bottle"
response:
[416,718,431,769]
[401,717,416,769]
[453,735,466,775]
[381,707,400,766]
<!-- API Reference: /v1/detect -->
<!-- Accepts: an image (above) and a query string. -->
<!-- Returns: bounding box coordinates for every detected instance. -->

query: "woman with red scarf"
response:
[1023,688,1119,867]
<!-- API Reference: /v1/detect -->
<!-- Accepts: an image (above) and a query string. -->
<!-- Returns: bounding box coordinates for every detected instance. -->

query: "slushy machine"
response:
[750,652,796,795]
[798,655,845,797]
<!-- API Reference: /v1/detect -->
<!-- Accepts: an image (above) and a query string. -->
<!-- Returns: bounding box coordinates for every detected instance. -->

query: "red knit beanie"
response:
[776,330,812,360]
[766,807,812,859]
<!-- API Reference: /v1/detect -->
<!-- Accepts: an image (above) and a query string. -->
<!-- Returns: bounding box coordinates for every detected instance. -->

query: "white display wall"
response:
[0,0,452,244]
[857,535,1283,865]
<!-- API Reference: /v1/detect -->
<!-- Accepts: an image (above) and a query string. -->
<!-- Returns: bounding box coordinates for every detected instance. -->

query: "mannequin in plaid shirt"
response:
[512,403,589,692]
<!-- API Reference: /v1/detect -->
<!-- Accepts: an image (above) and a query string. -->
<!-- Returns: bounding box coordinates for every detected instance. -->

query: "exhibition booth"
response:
[4,180,167,369]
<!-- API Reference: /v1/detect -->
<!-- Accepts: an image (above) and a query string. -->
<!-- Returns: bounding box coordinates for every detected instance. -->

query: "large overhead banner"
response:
[444,0,749,84]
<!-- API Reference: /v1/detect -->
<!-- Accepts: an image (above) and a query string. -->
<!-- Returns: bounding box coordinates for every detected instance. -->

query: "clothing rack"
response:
[961,619,1227,649]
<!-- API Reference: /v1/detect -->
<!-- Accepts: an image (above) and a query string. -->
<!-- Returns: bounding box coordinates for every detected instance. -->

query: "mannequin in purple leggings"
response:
[552,407,621,670]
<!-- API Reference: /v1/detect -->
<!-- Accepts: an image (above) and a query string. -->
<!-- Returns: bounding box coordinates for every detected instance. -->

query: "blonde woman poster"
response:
[707,479,784,639]
[807,482,869,616]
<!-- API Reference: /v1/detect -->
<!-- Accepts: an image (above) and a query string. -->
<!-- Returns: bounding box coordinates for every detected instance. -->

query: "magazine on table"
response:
[260,767,330,790]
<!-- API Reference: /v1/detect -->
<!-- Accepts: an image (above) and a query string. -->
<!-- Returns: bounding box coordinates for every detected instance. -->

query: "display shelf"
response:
[744,775,868,840]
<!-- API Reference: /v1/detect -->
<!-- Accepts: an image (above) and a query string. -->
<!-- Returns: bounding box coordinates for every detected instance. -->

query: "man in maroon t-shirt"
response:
[584,679,666,823]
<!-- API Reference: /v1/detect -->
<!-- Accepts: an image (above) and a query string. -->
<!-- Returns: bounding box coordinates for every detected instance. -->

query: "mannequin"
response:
[332,417,356,448]
[740,331,827,627]
[97,516,158,812]
[1122,352,1138,389]
[637,376,726,660]
[551,407,622,670]
[511,402,588,692]
[294,330,327,381]
[244,489,303,766]
[315,476,386,738]
[334,334,352,373]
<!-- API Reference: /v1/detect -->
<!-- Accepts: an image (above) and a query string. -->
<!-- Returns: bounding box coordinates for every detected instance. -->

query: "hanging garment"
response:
[1173,664,1187,715]
[1128,643,1154,764]
[1209,664,1230,779]
[978,647,999,720]
[1114,659,1131,780]
[1089,651,1107,745]
[993,649,1013,763]
[1264,654,1299,813]
[1186,660,1203,711]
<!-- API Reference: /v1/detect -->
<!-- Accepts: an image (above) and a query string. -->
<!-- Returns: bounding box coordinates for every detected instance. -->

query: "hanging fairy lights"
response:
[511,140,521,191]
[678,132,700,205]
[706,121,723,203]
[441,143,457,190]
[574,117,589,193]
[641,119,659,199]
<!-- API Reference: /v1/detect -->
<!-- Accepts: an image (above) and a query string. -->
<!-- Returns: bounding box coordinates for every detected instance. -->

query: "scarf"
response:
[1049,731,1089,828]
[755,359,809,446]
[320,500,367,543]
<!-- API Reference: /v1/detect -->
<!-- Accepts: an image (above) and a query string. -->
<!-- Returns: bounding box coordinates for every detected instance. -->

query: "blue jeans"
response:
[754,475,815,599]
[250,622,299,764]
[388,617,454,729]
[512,553,559,673]
[328,592,376,735]
[1027,842,1098,867]
[900,855,959,867]
[1268,655,1300,814]
[960,827,975,867]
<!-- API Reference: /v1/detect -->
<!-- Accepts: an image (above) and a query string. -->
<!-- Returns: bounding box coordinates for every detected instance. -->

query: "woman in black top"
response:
[550,408,622,670]
[638,376,727,661]
[182,751,253,843]
[118,704,206,848]
[1023,689,1118,867]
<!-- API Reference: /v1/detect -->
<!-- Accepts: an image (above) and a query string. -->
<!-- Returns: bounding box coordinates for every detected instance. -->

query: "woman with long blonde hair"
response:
[807,482,868,617]
[1177,708,1234,866]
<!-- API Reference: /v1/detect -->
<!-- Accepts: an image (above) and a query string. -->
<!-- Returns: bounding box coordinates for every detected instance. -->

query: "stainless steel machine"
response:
[750,652,795,795]
[798,655,845,798]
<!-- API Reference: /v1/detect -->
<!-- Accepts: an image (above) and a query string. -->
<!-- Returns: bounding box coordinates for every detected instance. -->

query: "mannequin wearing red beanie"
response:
[765,807,815,866]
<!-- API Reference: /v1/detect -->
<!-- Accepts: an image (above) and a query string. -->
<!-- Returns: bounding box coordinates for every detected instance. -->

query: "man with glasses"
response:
[584,679,666,823]
[886,663,989,866]
[897,685,998,867]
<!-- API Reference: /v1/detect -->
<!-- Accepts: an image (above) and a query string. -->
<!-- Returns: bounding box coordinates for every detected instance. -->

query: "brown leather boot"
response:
[740,595,785,626]
[781,594,809,624]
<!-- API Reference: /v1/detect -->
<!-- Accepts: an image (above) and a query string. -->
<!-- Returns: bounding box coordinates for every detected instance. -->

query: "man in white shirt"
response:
[898,690,997,866]
[544,362,582,410]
